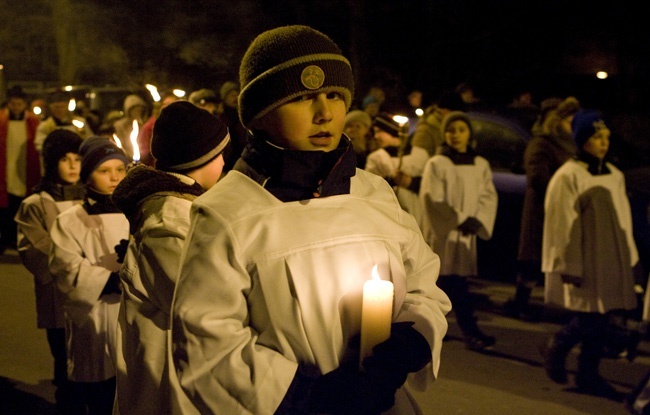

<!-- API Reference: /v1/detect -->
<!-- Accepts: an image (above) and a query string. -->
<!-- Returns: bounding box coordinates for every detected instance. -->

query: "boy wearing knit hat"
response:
[14,129,84,412]
[365,112,423,226]
[541,109,638,399]
[111,100,229,415]
[420,110,498,352]
[49,135,129,414]
[170,25,451,415]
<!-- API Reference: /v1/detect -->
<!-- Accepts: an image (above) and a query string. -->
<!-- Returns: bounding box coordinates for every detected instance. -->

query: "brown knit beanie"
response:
[238,25,354,128]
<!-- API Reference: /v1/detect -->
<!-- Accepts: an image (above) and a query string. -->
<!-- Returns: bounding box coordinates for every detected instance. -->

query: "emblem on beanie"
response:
[301,65,325,90]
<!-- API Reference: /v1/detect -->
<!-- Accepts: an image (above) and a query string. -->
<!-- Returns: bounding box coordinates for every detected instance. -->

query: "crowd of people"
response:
[1,22,648,414]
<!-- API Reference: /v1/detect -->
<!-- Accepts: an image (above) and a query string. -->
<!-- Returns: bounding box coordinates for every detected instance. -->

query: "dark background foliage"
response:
[2,0,649,113]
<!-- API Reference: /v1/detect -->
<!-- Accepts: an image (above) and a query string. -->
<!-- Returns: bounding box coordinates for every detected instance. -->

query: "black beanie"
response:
[79,136,128,183]
[373,112,401,137]
[151,101,230,172]
[238,25,355,128]
[42,130,83,179]
[572,109,607,149]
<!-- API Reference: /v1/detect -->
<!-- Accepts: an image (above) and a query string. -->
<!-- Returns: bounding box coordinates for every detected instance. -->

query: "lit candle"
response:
[359,265,394,368]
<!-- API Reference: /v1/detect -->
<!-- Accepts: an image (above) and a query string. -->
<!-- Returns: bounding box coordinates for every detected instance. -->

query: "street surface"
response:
[1,248,647,415]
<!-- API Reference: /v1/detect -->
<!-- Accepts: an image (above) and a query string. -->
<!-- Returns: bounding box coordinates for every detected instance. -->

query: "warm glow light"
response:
[596,71,608,80]
[0,64,4,70]
[68,99,76,112]
[172,89,186,98]
[33,106,42,115]
[71,119,84,129]
[112,134,123,149]
[64,85,73,91]
[393,115,409,126]
[145,84,161,102]
[130,120,140,163]
[359,264,394,368]
[415,108,424,116]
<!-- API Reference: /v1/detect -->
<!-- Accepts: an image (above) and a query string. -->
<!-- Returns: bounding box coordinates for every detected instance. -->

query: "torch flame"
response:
[68,99,76,112]
[71,119,84,129]
[112,134,123,149]
[130,120,140,163]
[145,84,161,102]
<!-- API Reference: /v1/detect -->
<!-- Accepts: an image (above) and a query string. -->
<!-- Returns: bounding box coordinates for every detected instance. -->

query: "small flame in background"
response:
[130,120,140,163]
[112,134,123,149]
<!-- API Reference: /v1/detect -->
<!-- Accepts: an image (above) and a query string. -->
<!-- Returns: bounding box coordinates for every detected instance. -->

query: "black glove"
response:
[275,363,395,415]
[115,239,129,264]
[100,272,122,297]
[457,216,482,235]
[361,321,431,391]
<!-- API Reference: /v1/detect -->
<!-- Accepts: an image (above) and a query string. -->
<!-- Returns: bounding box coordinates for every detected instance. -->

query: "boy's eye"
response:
[326,91,342,100]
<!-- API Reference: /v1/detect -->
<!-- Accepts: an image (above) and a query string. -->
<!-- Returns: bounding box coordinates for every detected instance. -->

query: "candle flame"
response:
[371,264,380,280]
[112,134,123,149]
[130,120,140,162]
[145,84,161,102]
[71,119,84,129]
[68,99,76,112]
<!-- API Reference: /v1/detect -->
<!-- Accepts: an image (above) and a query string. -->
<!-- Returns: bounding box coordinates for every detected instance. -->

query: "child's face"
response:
[444,119,471,153]
[58,153,81,185]
[255,90,346,152]
[88,159,126,194]
[344,121,369,142]
[582,127,610,160]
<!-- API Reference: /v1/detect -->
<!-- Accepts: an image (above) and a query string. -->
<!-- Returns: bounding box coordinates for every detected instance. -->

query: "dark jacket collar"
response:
[235,131,357,202]
[577,150,610,175]
[440,143,477,165]
[111,164,204,228]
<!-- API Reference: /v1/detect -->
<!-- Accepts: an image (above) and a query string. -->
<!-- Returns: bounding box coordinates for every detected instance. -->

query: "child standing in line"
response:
[14,129,84,411]
[541,109,638,399]
[170,25,451,415]
[111,101,230,415]
[365,112,423,227]
[419,111,498,351]
[49,136,129,415]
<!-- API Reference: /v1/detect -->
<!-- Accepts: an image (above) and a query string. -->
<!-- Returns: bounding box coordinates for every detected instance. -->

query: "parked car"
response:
[467,111,531,283]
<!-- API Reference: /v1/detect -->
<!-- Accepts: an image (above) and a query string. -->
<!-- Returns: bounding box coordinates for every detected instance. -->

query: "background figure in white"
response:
[365,112,423,227]
[49,136,129,414]
[541,110,638,399]
[419,111,498,351]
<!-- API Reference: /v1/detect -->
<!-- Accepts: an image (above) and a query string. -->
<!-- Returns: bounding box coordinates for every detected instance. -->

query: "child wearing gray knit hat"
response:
[169,24,451,415]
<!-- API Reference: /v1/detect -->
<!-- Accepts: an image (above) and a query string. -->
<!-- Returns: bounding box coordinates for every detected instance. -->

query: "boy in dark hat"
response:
[14,129,84,412]
[365,112,423,226]
[49,136,128,415]
[111,100,229,415]
[170,25,451,414]
[541,109,639,399]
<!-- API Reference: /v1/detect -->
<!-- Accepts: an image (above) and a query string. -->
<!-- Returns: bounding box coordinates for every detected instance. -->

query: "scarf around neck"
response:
[236,131,357,202]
